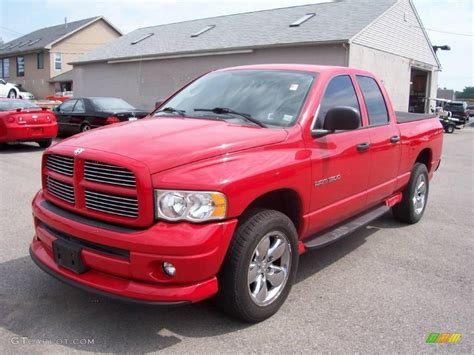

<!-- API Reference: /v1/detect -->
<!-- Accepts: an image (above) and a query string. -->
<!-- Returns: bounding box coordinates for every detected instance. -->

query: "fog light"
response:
[163,262,176,277]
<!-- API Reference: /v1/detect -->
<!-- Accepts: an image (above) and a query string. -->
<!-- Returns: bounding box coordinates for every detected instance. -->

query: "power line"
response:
[0,26,24,36]
[424,27,473,37]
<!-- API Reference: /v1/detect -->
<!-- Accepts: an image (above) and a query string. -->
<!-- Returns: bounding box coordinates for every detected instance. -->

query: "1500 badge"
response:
[315,174,341,187]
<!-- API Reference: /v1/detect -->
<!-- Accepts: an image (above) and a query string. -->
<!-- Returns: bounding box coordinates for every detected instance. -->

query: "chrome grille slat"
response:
[47,177,75,204]
[46,155,74,176]
[85,189,138,218]
[85,191,138,206]
[84,173,135,183]
[46,162,73,175]
[47,181,74,196]
[86,200,138,213]
[83,165,134,174]
[84,161,136,188]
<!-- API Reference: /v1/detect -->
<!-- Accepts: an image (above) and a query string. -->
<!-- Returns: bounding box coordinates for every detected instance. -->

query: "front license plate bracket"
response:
[53,239,89,274]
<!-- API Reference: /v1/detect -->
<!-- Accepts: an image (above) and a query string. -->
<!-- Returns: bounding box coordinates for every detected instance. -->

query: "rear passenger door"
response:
[356,75,401,206]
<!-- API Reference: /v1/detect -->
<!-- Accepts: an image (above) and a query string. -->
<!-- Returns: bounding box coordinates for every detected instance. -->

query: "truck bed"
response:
[396,111,436,124]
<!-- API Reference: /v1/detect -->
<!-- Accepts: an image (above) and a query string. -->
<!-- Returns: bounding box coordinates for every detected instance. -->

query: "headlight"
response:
[155,189,227,222]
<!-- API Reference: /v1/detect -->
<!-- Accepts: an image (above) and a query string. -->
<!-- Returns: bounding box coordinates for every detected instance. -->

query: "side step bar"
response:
[303,205,390,250]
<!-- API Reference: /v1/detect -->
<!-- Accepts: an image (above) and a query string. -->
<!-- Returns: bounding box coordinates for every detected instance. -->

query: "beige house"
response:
[0,17,121,99]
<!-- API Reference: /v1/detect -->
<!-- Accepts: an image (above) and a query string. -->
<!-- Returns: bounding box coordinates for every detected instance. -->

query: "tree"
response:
[456,87,474,99]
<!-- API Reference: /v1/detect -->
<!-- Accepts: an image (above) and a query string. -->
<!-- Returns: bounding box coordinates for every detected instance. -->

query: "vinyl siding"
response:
[352,0,438,67]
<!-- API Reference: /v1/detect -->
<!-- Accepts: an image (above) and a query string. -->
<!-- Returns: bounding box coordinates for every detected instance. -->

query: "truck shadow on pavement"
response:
[0,213,403,353]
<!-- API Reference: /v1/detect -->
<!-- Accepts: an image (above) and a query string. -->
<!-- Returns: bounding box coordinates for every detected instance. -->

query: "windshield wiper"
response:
[155,107,186,117]
[194,107,267,127]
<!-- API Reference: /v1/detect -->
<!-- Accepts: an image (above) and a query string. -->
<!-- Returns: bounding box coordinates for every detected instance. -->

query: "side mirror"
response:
[312,106,360,137]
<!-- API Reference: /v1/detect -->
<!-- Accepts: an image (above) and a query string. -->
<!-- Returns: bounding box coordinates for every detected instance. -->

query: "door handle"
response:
[390,135,400,143]
[357,142,370,152]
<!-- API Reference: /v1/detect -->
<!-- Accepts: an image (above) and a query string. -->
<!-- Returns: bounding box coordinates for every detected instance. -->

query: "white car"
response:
[0,79,35,99]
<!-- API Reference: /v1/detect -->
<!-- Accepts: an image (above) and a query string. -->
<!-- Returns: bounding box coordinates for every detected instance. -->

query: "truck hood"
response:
[58,117,288,173]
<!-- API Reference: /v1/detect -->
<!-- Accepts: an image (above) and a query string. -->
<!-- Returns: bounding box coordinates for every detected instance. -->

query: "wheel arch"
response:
[240,188,303,233]
[415,148,432,171]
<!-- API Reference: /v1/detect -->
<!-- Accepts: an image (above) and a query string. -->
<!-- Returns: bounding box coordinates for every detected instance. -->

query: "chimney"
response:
[64,17,68,29]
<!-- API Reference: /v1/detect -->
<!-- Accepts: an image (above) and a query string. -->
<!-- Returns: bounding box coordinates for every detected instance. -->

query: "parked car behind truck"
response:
[30,65,443,322]
[54,97,148,135]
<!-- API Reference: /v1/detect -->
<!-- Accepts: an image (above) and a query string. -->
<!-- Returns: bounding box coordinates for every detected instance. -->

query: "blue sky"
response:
[0,0,472,90]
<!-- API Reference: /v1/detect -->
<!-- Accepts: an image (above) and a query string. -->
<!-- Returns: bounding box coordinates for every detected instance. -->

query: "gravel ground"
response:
[0,127,472,354]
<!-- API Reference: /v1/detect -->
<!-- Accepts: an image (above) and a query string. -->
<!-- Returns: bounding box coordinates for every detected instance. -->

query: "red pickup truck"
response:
[30,64,443,322]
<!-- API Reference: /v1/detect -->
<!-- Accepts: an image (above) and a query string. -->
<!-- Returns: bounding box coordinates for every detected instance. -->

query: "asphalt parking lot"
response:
[0,127,472,354]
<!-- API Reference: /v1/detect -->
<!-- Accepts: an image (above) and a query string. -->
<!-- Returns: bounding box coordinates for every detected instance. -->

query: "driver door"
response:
[305,75,371,235]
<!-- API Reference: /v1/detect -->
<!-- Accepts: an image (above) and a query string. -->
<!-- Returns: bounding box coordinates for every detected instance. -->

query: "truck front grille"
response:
[85,190,138,218]
[84,161,136,187]
[46,176,75,204]
[46,154,74,176]
[44,153,146,224]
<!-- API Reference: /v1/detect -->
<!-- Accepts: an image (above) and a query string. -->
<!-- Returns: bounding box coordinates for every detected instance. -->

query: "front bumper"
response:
[0,124,57,143]
[31,191,238,303]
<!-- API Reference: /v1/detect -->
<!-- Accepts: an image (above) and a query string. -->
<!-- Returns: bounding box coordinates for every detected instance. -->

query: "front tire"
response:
[215,209,298,322]
[8,90,17,99]
[392,163,429,224]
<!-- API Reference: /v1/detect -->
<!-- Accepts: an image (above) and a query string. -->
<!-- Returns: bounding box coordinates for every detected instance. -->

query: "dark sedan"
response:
[54,97,149,135]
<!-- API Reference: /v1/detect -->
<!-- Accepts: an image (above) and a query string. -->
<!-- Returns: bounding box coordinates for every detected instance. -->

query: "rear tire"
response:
[38,139,52,148]
[392,163,429,224]
[215,209,299,323]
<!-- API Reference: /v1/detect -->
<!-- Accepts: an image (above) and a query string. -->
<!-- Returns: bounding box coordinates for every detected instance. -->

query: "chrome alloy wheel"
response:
[413,174,427,215]
[247,231,292,306]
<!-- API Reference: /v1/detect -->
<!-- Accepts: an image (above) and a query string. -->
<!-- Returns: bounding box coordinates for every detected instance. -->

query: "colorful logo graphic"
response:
[426,333,462,344]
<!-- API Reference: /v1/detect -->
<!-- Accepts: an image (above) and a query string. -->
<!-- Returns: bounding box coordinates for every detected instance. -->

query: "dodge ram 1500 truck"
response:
[30,64,443,322]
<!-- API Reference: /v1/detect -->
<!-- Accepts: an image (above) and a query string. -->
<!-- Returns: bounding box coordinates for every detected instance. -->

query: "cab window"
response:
[356,75,389,126]
[316,75,360,129]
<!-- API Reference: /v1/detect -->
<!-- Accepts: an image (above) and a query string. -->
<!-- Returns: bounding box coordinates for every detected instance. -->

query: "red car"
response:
[0,99,57,148]
[30,65,443,322]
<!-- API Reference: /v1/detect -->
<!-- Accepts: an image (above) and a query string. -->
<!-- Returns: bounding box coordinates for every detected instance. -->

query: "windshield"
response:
[0,99,39,111]
[155,70,315,127]
[91,98,136,111]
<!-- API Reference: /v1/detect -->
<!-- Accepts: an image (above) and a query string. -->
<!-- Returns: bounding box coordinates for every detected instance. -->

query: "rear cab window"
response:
[356,75,389,126]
